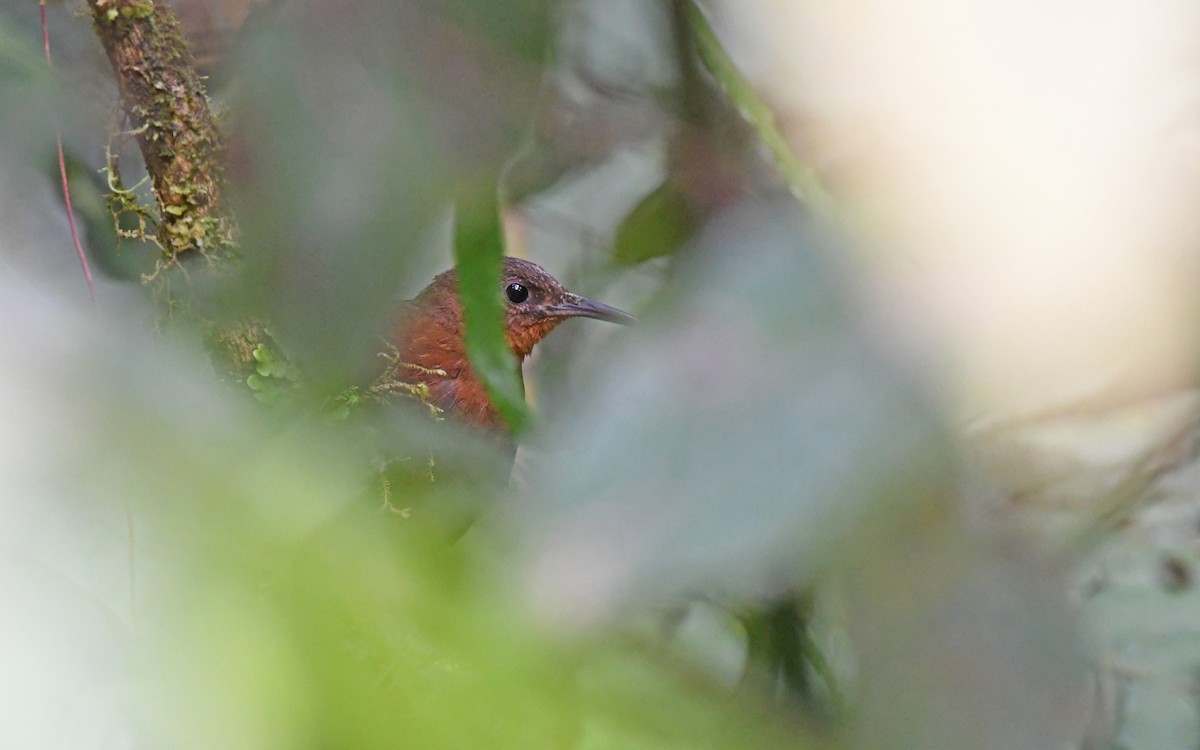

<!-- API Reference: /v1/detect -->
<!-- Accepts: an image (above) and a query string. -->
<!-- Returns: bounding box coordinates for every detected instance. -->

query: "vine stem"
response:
[40,1,96,304]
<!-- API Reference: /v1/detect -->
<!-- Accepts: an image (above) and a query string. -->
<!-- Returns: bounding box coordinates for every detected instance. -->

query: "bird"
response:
[389,256,634,439]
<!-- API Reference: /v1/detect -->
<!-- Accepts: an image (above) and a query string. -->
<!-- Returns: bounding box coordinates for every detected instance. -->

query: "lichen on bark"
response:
[88,0,233,267]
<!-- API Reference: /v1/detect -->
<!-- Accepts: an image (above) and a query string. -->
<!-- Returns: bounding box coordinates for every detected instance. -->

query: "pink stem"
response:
[41,3,96,304]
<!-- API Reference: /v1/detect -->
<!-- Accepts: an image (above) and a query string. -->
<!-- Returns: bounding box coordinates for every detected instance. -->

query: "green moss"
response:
[119,1,155,21]
[92,0,234,271]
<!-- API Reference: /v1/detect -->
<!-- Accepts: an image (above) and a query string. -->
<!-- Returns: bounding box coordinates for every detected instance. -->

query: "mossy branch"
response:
[88,0,233,265]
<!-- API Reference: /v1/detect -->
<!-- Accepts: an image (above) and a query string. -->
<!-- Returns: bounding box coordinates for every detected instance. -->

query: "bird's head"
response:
[498,257,635,359]
[400,257,634,364]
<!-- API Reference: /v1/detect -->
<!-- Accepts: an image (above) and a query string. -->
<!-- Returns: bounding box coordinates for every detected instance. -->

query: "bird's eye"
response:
[505,282,530,304]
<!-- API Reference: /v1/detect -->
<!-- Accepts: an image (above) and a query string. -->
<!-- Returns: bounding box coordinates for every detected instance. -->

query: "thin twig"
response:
[40,2,96,304]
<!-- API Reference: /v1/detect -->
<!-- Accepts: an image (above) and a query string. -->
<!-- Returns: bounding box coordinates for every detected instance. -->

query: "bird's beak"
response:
[549,293,637,325]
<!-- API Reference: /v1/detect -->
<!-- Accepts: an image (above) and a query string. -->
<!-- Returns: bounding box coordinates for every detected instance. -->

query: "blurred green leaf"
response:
[683,1,831,213]
[613,179,699,266]
[0,12,47,81]
[513,198,944,613]
[454,189,530,435]
[439,0,554,63]
[225,9,452,386]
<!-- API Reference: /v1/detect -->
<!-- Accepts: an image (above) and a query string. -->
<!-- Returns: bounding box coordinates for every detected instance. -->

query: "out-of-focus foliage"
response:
[4,1,1200,749]
[513,198,945,611]
[612,180,696,265]
[455,193,531,433]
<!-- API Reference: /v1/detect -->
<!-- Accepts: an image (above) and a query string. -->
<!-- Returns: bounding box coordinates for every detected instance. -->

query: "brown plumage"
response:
[391,257,634,436]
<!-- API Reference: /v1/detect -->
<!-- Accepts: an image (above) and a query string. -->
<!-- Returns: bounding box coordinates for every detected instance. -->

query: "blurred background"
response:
[3,0,1200,747]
